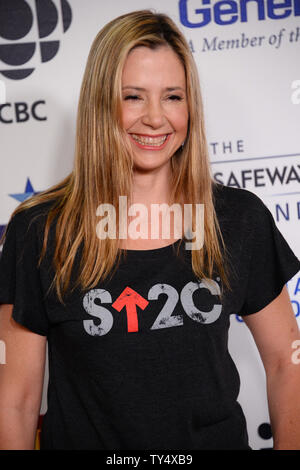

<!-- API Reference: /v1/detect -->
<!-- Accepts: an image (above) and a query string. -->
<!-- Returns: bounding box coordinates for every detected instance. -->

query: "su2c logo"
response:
[82,279,222,337]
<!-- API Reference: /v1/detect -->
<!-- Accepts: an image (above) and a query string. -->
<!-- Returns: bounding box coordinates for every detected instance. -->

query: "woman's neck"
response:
[131,163,173,206]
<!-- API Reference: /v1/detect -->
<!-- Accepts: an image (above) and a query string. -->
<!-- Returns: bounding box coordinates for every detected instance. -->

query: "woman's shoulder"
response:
[212,182,267,214]
[212,182,273,235]
[6,197,59,237]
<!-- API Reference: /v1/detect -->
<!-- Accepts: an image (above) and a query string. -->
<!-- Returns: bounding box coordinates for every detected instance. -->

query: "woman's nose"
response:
[141,99,166,128]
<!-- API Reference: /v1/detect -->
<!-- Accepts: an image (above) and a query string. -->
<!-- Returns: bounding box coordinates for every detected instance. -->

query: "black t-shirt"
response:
[0,183,299,450]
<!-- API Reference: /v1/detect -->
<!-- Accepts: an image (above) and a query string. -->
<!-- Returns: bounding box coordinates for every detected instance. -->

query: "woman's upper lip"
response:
[130,133,171,137]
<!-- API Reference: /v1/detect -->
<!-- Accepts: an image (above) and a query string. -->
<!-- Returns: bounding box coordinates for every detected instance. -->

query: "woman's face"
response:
[121,45,189,172]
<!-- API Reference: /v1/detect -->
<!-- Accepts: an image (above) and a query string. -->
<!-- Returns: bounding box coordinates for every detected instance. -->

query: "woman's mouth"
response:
[129,133,171,150]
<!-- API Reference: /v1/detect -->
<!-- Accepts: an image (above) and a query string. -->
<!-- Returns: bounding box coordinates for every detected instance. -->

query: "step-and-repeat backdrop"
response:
[0,0,299,450]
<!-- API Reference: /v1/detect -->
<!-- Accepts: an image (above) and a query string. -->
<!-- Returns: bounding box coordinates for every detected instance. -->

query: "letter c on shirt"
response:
[180,278,222,324]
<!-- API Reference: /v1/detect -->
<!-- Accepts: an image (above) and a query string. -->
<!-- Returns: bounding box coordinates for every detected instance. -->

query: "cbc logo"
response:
[0,0,72,80]
[0,100,46,123]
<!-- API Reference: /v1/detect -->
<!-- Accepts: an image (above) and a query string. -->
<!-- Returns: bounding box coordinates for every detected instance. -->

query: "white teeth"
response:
[131,134,168,146]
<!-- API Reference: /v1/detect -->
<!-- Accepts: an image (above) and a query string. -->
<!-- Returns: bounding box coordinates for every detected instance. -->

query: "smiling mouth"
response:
[130,133,169,147]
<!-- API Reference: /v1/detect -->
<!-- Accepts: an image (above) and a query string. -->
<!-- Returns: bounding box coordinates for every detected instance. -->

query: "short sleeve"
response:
[0,210,49,336]
[239,196,300,316]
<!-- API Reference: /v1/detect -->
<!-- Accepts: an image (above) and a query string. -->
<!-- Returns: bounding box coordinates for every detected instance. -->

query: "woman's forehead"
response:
[122,46,186,87]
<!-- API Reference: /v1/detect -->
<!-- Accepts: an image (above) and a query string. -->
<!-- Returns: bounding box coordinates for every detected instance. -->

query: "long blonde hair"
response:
[7,10,232,303]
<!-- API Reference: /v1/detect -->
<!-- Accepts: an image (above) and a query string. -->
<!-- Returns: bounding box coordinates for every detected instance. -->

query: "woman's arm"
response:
[243,285,300,450]
[0,304,47,450]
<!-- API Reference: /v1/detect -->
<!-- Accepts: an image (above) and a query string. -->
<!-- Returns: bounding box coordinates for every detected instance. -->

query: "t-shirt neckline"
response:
[119,238,183,259]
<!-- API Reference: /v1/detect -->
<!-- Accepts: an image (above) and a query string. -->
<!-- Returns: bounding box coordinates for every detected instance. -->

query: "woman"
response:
[0,10,299,450]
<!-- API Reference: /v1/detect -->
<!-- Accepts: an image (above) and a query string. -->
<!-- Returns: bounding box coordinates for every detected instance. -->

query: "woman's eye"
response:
[167,95,183,101]
[124,95,140,101]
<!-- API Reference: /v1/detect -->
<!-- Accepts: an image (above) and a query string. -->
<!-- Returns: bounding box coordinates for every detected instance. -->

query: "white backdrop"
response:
[0,0,299,450]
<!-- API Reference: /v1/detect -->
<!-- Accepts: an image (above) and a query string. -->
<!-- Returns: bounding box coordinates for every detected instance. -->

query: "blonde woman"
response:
[0,10,299,450]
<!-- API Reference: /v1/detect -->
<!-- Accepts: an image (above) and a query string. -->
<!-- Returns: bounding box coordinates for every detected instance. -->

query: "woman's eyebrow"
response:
[122,86,185,92]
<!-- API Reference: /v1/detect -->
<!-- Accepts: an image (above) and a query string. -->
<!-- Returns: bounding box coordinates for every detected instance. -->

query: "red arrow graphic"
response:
[112,287,149,333]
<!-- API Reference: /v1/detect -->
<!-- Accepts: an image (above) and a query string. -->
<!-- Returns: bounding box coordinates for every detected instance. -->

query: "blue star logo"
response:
[1,178,41,246]
[9,177,39,202]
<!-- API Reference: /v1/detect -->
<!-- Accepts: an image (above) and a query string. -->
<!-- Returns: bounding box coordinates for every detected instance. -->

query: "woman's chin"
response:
[132,158,172,173]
